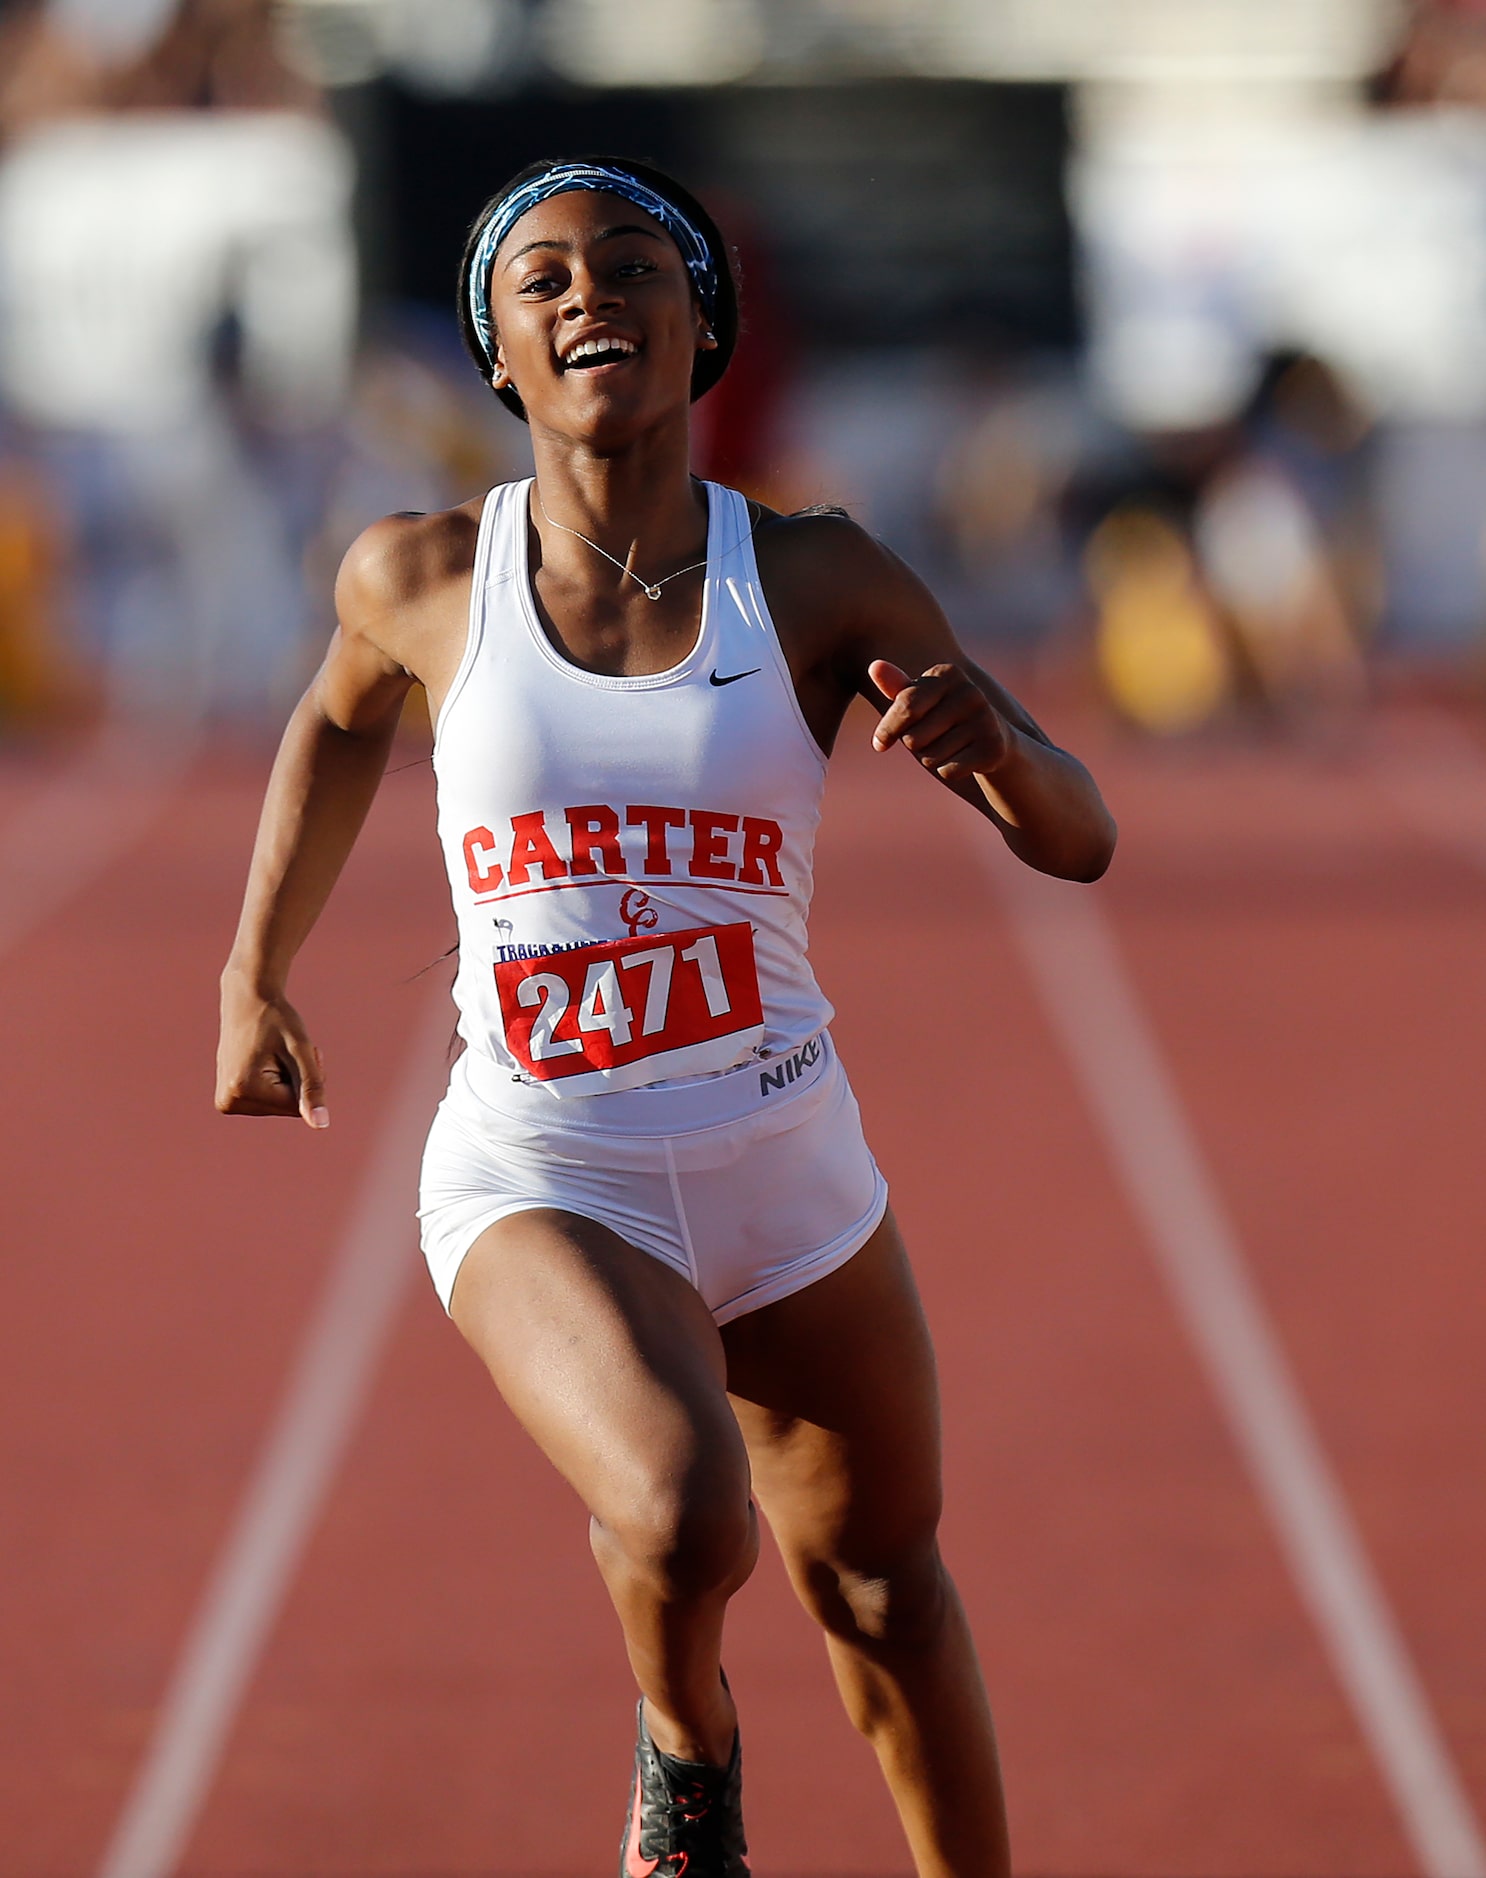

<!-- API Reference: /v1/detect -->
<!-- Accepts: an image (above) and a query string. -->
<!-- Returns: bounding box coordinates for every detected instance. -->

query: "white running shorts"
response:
[417,1032,889,1323]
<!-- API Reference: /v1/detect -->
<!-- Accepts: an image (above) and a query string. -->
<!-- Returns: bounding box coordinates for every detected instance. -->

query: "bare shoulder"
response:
[752,502,939,625]
[330,498,486,708]
[335,499,484,630]
[748,501,947,686]
[752,503,897,589]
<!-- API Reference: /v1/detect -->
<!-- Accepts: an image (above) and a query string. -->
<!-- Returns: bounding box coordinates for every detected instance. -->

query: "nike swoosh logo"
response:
[709,668,760,687]
[625,1776,658,1878]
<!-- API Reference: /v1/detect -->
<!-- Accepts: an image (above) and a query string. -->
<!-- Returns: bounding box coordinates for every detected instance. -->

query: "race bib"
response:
[494,921,764,1092]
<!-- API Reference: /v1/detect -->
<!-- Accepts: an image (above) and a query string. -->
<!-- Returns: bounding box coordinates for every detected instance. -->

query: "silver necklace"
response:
[536,490,707,602]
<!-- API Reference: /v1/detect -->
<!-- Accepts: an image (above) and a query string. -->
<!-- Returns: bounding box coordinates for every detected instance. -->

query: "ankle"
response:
[642,1683,737,1767]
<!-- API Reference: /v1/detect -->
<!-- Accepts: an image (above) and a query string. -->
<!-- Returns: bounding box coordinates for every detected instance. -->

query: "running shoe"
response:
[620,1698,749,1878]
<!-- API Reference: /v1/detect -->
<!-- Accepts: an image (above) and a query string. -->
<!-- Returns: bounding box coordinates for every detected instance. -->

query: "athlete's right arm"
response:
[215,521,420,1126]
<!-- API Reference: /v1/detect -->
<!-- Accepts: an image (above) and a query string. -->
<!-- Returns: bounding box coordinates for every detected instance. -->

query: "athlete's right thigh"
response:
[449,1207,750,1543]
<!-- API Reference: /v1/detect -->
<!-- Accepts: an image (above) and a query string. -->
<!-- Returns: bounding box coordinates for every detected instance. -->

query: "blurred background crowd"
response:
[0,0,1483,739]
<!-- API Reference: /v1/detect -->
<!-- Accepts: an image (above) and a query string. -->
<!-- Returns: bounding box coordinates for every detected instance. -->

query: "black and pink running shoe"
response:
[620,1700,750,1878]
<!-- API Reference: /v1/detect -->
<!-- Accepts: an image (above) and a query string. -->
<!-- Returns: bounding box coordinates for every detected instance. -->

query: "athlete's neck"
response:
[528,417,705,580]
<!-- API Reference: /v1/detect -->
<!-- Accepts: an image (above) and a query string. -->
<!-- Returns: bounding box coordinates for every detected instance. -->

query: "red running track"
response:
[1,699,1483,1876]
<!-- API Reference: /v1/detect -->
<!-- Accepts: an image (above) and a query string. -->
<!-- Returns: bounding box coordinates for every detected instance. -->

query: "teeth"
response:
[566,336,637,363]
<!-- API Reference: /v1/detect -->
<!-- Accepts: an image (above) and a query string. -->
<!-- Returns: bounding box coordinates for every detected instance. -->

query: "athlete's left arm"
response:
[834,527,1116,881]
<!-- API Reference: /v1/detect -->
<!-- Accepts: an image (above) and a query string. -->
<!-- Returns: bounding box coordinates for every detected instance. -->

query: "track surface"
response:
[2,698,1484,1876]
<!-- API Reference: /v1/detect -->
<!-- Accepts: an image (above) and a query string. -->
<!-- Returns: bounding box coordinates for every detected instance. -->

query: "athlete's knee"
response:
[803,1539,951,1653]
[595,1474,757,1602]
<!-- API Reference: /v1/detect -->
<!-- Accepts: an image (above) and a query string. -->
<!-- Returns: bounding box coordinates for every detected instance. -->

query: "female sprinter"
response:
[216,157,1115,1878]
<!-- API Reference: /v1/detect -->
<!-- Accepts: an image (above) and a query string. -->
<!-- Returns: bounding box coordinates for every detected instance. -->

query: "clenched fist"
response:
[216,976,330,1128]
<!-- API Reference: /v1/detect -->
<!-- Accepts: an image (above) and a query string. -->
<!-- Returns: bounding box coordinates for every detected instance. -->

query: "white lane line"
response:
[981,850,1486,1878]
[0,720,196,964]
[96,991,454,1878]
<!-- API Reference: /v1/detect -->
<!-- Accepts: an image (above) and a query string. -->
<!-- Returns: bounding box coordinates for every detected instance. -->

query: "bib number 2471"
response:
[494,921,763,1084]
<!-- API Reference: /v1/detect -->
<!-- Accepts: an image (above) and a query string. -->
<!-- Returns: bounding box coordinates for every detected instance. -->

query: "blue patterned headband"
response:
[466,162,720,370]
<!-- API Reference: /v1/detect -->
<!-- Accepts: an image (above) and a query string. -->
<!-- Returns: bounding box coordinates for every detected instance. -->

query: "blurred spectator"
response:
[1085,505,1230,737]
[0,0,320,140]
[0,441,70,726]
[1195,457,1365,722]
[1382,0,1486,108]
[1244,354,1379,626]
[9,0,1486,740]
[0,0,353,726]
[932,360,1087,648]
[1189,355,1371,723]
[1068,354,1372,734]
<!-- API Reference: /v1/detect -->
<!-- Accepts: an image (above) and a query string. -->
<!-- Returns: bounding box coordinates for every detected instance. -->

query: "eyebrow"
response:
[505,224,664,265]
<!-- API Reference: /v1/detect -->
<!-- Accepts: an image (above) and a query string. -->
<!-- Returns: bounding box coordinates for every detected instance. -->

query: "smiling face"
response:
[483,189,718,447]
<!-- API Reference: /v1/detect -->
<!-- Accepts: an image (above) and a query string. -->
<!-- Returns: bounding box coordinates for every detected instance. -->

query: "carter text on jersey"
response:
[462,802,787,899]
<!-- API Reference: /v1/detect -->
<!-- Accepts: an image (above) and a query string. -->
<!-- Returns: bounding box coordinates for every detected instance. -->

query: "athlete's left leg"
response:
[720,1210,1011,1878]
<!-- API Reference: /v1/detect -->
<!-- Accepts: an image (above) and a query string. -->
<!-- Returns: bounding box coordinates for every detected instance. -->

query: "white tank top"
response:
[432,477,834,1109]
